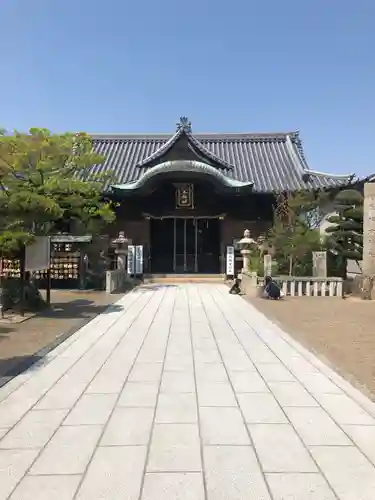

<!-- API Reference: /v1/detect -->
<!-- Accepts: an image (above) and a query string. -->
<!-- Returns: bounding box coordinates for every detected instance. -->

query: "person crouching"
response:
[264,276,281,300]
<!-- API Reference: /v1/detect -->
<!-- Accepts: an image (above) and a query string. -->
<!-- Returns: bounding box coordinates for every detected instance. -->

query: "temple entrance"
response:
[150,217,220,274]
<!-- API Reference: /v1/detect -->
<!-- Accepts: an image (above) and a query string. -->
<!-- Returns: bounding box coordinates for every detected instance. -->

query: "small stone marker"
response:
[264,254,272,276]
[312,251,327,277]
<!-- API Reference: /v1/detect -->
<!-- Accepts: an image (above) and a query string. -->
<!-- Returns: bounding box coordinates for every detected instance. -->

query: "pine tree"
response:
[0,128,116,255]
[325,189,363,271]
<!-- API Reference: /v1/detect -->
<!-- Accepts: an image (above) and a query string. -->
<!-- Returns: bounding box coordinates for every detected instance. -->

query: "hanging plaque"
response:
[176,183,194,209]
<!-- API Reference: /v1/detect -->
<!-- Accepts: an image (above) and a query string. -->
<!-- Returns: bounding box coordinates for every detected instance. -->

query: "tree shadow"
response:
[0,325,14,336]
[137,284,178,291]
[0,354,45,388]
[39,299,124,320]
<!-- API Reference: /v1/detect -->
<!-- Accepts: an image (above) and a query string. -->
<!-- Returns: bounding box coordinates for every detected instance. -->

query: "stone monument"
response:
[363,183,375,276]
[362,183,375,299]
[312,251,327,278]
[263,254,272,277]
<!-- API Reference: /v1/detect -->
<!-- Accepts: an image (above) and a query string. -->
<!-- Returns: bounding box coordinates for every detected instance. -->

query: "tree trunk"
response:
[288,256,293,276]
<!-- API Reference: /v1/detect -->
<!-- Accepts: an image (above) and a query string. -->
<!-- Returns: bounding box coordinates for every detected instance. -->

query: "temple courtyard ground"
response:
[1,284,375,499]
[248,295,375,401]
[0,290,123,387]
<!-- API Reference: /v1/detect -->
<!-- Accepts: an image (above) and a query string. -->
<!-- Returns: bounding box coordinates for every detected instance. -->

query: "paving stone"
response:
[155,393,197,423]
[0,449,39,499]
[197,382,237,407]
[101,407,154,445]
[0,409,67,449]
[221,352,256,371]
[229,371,269,393]
[310,446,375,500]
[63,394,117,426]
[242,345,279,364]
[315,393,375,425]
[200,407,250,445]
[147,423,201,472]
[137,349,166,363]
[0,428,8,440]
[266,473,336,500]
[160,371,195,393]
[238,393,287,424]
[204,445,271,500]
[10,474,82,500]
[35,381,87,410]
[249,424,318,473]
[76,446,147,500]
[256,363,296,382]
[194,349,222,364]
[343,425,375,465]
[268,381,319,407]
[164,356,194,371]
[117,382,159,407]
[195,363,228,383]
[30,425,102,475]
[128,363,163,383]
[285,406,351,446]
[285,356,320,375]
[84,360,133,394]
[296,372,342,394]
[141,472,205,500]
[192,337,217,350]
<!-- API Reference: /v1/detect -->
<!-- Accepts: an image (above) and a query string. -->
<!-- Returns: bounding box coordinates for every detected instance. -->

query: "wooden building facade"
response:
[88,117,353,275]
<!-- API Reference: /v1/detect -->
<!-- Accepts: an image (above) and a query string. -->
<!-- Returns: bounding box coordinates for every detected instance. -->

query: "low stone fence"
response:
[105,270,127,294]
[241,273,344,298]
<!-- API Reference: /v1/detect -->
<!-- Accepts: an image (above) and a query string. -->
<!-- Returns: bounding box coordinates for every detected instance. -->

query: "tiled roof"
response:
[88,119,355,193]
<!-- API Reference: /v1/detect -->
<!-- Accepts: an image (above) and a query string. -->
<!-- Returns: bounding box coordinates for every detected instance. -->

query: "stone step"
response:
[143,274,225,284]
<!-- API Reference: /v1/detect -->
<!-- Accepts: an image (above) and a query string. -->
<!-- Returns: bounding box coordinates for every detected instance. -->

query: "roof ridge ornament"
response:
[176,116,192,133]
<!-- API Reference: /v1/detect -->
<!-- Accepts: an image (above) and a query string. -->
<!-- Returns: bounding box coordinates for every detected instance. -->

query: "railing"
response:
[105,269,127,294]
[256,276,344,297]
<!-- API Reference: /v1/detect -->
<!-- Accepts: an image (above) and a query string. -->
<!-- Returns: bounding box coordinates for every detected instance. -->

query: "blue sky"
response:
[1,0,374,177]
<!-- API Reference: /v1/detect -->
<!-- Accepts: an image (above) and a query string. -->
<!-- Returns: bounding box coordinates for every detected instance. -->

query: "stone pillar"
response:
[312,251,327,278]
[241,249,251,273]
[363,183,375,276]
[263,254,272,277]
[116,251,127,272]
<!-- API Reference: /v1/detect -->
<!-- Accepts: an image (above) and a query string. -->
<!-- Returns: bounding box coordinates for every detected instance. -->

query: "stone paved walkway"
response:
[1,284,375,500]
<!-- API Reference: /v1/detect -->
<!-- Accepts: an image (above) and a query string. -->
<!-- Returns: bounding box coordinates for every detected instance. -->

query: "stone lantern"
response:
[238,229,256,273]
[111,231,129,272]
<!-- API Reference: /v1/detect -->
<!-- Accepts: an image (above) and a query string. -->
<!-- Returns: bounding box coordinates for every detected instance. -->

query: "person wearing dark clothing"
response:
[264,276,281,299]
[229,275,242,294]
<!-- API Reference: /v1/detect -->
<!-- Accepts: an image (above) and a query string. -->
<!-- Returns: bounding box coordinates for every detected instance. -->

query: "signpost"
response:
[226,246,235,277]
[25,236,52,304]
[25,236,51,272]
[127,245,135,276]
[135,245,143,276]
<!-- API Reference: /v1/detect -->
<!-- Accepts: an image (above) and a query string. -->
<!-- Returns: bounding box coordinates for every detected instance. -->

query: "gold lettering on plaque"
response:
[176,184,194,209]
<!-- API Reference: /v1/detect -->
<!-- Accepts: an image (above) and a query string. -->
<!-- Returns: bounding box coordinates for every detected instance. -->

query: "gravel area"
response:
[248,296,375,401]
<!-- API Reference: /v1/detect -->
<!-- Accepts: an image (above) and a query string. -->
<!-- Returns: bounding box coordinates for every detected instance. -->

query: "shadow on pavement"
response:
[39,299,124,320]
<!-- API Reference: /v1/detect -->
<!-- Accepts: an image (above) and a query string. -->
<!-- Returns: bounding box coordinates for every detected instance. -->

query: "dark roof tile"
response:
[89,124,354,193]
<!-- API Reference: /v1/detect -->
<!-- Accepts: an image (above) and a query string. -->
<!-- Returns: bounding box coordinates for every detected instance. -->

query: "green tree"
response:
[0,128,115,255]
[268,190,325,276]
[325,189,363,276]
